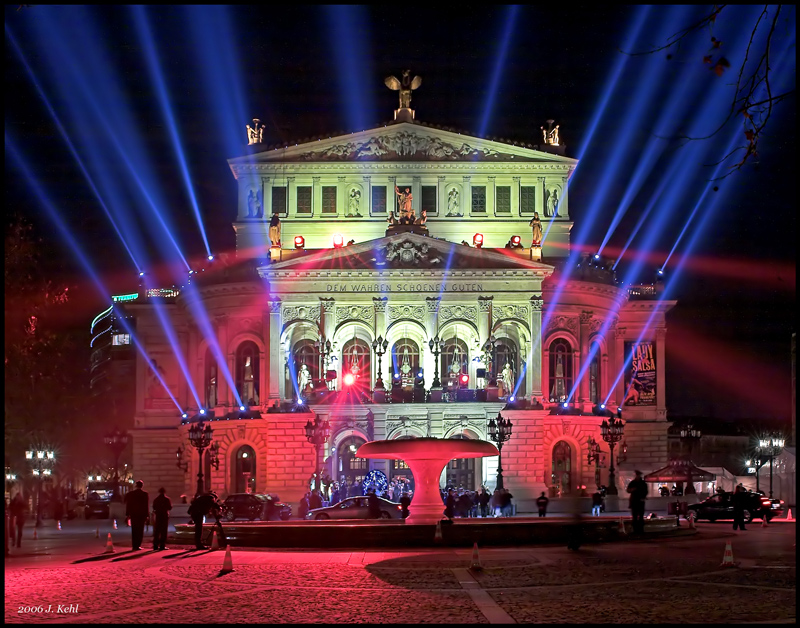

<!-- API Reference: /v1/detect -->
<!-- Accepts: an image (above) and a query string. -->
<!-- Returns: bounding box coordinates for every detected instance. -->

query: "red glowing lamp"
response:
[294,235,305,249]
[473,233,484,248]
[459,373,469,388]
[511,235,521,246]
[332,234,344,248]
[343,373,355,386]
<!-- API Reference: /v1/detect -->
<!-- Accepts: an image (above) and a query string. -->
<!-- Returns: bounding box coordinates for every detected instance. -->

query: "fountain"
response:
[357,437,499,524]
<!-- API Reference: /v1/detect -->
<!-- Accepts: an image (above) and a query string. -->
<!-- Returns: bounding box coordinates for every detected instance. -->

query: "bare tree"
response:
[625,5,795,179]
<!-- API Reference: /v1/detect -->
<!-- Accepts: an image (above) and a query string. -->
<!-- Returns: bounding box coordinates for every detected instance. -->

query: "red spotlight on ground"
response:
[507,234,523,249]
[473,233,484,248]
[332,234,344,248]
[343,373,355,386]
[459,373,469,388]
[294,235,305,249]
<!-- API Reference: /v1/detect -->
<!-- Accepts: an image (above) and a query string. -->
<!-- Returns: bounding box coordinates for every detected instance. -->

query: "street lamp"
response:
[587,436,602,488]
[757,435,785,499]
[483,335,498,386]
[103,427,129,499]
[372,335,389,390]
[25,449,55,527]
[187,419,214,497]
[487,413,513,490]
[428,335,442,389]
[304,415,330,493]
[600,415,625,496]
[678,423,702,494]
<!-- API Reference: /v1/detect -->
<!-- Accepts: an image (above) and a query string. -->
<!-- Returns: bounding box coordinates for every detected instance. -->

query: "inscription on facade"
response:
[325,282,484,293]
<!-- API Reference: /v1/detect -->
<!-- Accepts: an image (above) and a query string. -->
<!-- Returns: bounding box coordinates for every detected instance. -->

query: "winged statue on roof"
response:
[385,70,422,109]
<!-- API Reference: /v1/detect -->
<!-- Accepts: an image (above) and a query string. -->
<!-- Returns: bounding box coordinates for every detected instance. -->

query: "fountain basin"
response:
[357,438,499,524]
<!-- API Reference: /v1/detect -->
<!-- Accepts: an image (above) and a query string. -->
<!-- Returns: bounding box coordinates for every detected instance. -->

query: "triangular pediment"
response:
[230,122,577,166]
[258,232,554,276]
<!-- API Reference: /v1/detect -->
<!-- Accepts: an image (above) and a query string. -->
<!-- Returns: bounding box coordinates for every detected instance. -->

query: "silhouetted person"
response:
[151,487,172,551]
[626,470,648,534]
[188,492,221,550]
[478,487,491,518]
[10,493,27,549]
[536,491,549,518]
[367,489,380,519]
[732,484,748,531]
[444,489,456,520]
[124,480,149,550]
[399,492,411,519]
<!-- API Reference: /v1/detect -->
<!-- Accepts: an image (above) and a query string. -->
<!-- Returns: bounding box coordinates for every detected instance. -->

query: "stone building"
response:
[124,99,675,511]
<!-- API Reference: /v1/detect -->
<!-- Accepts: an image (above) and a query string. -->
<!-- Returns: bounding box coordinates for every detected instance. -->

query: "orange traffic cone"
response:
[785,508,793,521]
[688,512,696,530]
[113,519,118,530]
[210,529,220,551]
[434,520,443,543]
[469,542,483,571]
[104,533,115,554]
[762,515,769,528]
[220,545,233,573]
[33,528,38,540]
[618,517,626,535]
[720,541,736,567]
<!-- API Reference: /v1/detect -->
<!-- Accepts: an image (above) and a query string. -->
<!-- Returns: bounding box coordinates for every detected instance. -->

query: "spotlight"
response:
[473,233,484,248]
[181,412,188,419]
[343,372,356,386]
[509,235,523,249]
[600,403,606,409]
[332,234,344,248]
[414,370,424,387]
[509,395,516,403]
[199,408,206,415]
[617,407,623,418]
[656,268,665,277]
[189,270,195,275]
[207,254,214,261]
[459,373,469,389]
[594,253,601,260]
[139,271,145,277]
[563,402,569,408]
[294,235,305,249]
[239,405,246,412]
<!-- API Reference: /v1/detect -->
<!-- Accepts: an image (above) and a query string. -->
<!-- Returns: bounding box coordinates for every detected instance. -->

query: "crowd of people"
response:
[441,486,515,519]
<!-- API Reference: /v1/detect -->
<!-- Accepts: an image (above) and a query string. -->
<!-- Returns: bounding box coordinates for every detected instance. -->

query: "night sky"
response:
[5,5,796,423]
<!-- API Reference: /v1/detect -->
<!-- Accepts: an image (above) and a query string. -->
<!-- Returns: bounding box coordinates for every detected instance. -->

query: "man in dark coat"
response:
[10,493,27,548]
[151,487,172,551]
[187,492,221,550]
[444,489,456,520]
[399,492,411,519]
[124,480,150,550]
[626,470,648,534]
[536,491,550,518]
[367,489,381,519]
[732,484,748,531]
[478,487,491,518]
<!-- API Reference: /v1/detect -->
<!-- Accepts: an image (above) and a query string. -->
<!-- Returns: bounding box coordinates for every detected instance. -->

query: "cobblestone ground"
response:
[5,525,796,624]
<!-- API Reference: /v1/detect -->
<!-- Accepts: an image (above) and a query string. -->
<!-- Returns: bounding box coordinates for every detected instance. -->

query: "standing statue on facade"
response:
[529,212,543,246]
[395,186,415,223]
[269,212,281,246]
[297,364,311,396]
[384,70,422,109]
[549,125,560,146]
[246,118,265,145]
[243,356,257,405]
[446,187,461,217]
[501,362,515,395]
[547,189,559,218]
[347,188,362,217]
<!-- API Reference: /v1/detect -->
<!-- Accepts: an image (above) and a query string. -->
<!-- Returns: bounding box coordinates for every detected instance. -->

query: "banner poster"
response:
[623,341,656,406]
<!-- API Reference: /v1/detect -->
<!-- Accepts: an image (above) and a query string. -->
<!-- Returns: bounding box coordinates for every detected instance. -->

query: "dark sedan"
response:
[221,493,292,522]
[84,495,110,519]
[687,491,784,523]
[305,496,403,520]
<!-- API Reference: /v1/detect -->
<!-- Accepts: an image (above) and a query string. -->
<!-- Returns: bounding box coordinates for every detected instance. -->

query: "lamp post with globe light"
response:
[25,449,55,527]
[187,419,215,497]
[103,427,129,499]
[428,335,442,389]
[600,415,625,496]
[305,415,330,493]
[372,336,389,390]
[487,413,513,490]
[757,435,785,499]
[678,423,702,494]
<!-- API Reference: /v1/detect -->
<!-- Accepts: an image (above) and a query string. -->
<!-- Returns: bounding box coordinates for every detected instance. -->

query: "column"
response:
[537,177,546,218]
[437,176,446,216]
[463,176,472,215]
[286,176,296,217]
[529,296,543,399]
[560,175,569,219]
[363,176,371,217]
[656,327,667,413]
[312,177,321,216]
[268,300,282,402]
[388,176,397,215]
[263,176,273,218]
[337,176,346,218]
[579,311,593,406]
[614,326,626,407]
[412,176,421,214]
[511,176,521,216]
[487,176,496,216]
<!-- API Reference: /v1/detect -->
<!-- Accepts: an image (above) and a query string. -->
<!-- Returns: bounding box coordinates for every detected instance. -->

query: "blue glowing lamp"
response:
[139,271,145,277]
[594,253,601,260]
[239,405,246,412]
[199,408,206,415]
[600,403,606,409]
[509,395,516,403]
[563,401,569,408]
[208,254,214,261]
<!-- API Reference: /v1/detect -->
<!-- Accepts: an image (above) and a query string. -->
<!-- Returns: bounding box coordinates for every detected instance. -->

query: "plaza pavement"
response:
[5,517,795,624]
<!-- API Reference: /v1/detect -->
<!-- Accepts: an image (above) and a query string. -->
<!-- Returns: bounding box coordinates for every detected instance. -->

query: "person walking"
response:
[151,487,172,551]
[478,487,491,518]
[591,489,603,516]
[626,470,648,534]
[732,484,748,531]
[124,480,150,550]
[10,493,27,549]
[444,489,456,520]
[187,491,221,550]
[501,488,514,517]
[399,492,411,519]
[536,491,550,518]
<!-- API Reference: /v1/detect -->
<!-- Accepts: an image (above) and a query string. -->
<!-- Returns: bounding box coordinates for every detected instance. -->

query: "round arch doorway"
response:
[234,445,257,494]
[551,440,572,497]
[337,435,368,495]
[445,434,477,490]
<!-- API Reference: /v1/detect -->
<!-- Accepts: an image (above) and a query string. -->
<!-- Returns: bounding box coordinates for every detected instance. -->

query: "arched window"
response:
[496,337,520,397]
[294,339,321,394]
[337,435,368,490]
[204,347,218,409]
[341,337,371,391]
[234,445,256,494]
[551,440,572,496]
[549,339,573,402]
[445,433,476,490]
[391,339,420,389]
[235,342,260,405]
[441,337,468,389]
[589,342,601,404]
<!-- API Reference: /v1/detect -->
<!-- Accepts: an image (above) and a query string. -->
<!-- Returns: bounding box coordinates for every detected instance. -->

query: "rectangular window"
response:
[322,186,337,213]
[421,186,437,214]
[297,186,312,214]
[520,186,536,214]
[496,186,511,213]
[112,333,131,346]
[371,186,386,213]
[471,186,486,213]
[271,187,287,214]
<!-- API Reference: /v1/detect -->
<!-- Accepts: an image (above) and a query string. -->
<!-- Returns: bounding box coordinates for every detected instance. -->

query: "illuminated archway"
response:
[234,444,257,494]
[551,440,572,496]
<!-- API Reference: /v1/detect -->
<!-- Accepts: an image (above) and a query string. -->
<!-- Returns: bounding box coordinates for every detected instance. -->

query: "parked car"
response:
[220,493,292,522]
[305,496,403,520]
[84,494,110,519]
[687,490,784,523]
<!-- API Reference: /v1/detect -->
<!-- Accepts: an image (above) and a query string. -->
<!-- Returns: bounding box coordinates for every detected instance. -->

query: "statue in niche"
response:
[384,70,422,110]
[246,118,265,145]
[550,354,565,401]
[446,187,461,217]
[297,364,311,395]
[395,186,415,223]
[546,189,559,218]
[347,189,362,217]
[269,212,281,247]
[501,362,515,394]
[242,356,256,405]
[247,188,263,219]
[529,212,543,246]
